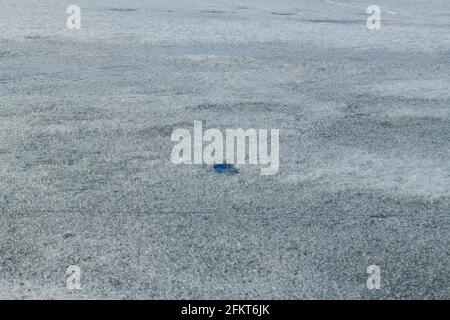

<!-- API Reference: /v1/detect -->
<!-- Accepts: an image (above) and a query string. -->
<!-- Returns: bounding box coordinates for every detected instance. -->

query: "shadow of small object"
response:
[213,164,239,175]
[63,233,75,240]
[109,8,139,12]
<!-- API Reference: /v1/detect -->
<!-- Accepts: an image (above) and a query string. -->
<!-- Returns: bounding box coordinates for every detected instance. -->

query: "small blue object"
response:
[213,164,238,175]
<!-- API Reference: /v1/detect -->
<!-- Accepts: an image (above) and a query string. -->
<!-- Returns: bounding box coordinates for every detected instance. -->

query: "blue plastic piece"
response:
[213,164,238,175]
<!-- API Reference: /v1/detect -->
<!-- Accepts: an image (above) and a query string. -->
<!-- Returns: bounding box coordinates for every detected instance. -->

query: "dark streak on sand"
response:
[109,8,139,12]
[201,10,228,14]
[271,12,296,16]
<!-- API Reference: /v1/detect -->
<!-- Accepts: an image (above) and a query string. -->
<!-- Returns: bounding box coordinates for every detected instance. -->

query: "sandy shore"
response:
[1,0,449,299]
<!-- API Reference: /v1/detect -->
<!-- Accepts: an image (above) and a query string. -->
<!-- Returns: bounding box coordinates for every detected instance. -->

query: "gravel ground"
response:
[0,0,449,299]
